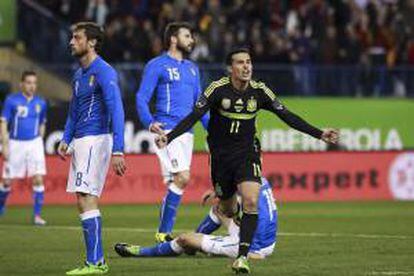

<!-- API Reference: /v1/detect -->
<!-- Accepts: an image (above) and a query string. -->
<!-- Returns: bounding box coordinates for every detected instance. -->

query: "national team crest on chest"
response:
[247,97,257,112]
[35,104,41,113]
[89,75,95,87]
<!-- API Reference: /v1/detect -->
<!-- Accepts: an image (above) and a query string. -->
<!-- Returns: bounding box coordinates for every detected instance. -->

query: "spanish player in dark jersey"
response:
[156,48,339,274]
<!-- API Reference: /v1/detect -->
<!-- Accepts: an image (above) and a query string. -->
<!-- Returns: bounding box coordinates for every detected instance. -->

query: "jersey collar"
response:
[82,55,101,73]
[18,91,35,102]
[229,78,250,94]
[164,52,187,64]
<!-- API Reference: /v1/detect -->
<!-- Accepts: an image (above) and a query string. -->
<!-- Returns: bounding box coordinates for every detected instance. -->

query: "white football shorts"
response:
[2,137,46,179]
[153,131,193,183]
[200,220,275,258]
[66,134,112,197]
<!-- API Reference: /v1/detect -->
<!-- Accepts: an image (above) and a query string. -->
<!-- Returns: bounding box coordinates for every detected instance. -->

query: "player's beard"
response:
[71,46,88,58]
[177,41,193,56]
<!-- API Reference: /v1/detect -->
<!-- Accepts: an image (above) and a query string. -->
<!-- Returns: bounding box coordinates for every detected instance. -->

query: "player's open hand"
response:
[57,141,69,160]
[321,128,339,144]
[112,155,126,176]
[149,122,165,135]
[155,135,168,149]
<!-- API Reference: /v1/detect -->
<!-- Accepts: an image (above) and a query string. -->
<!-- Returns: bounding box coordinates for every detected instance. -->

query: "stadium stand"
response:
[13,0,414,97]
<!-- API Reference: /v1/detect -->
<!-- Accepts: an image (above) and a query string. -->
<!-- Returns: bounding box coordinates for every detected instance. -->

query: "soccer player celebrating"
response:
[115,177,277,261]
[0,71,47,225]
[136,22,209,243]
[156,48,339,273]
[57,22,126,275]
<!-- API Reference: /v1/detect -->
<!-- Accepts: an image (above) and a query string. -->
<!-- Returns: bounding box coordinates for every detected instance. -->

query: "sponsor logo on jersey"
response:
[235,98,244,112]
[221,98,231,110]
[247,97,257,112]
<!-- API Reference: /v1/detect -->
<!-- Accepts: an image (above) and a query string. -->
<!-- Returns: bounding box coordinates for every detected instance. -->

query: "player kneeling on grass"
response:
[114,177,277,262]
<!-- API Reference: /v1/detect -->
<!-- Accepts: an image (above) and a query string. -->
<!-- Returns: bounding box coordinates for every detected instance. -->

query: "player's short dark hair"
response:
[163,21,194,48]
[21,70,37,81]
[225,48,251,66]
[71,21,104,53]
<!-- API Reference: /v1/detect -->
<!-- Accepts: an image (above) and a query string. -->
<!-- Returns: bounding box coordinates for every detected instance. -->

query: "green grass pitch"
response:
[1,202,414,275]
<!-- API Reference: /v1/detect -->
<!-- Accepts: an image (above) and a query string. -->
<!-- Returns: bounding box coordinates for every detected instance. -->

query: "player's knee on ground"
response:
[176,233,201,250]
[242,195,259,213]
[173,171,190,189]
[176,234,191,249]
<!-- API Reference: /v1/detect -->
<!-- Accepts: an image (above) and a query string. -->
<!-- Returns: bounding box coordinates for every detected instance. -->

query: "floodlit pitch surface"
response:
[1,202,413,275]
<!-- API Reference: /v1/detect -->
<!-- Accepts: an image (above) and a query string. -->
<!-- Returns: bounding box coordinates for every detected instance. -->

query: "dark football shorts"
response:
[210,147,262,200]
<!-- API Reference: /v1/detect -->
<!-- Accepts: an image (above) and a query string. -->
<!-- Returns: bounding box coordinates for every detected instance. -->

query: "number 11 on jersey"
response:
[230,120,240,134]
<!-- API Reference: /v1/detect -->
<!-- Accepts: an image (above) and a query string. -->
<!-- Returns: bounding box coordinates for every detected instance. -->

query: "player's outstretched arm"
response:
[161,95,211,147]
[270,101,339,143]
[258,82,339,144]
[193,66,210,130]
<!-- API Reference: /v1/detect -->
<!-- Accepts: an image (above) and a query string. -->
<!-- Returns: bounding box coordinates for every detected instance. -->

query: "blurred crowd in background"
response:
[36,0,414,66]
[15,0,414,96]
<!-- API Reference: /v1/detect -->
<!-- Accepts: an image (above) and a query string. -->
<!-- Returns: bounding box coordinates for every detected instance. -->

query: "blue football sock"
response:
[0,185,11,215]
[139,241,180,257]
[158,184,183,233]
[32,186,45,217]
[80,210,104,265]
[196,207,221,234]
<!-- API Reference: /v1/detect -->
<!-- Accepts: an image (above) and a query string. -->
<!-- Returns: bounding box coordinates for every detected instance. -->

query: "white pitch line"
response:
[368,272,414,275]
[0,224,413,240]
[279,232,414,240]
[0,224,161,233]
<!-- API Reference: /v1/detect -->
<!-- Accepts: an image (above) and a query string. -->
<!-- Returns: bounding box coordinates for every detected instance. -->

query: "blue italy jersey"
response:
[250,178,278,251]
[136,53,209,131]
[1,92,47,140]
[62,56,125,153]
